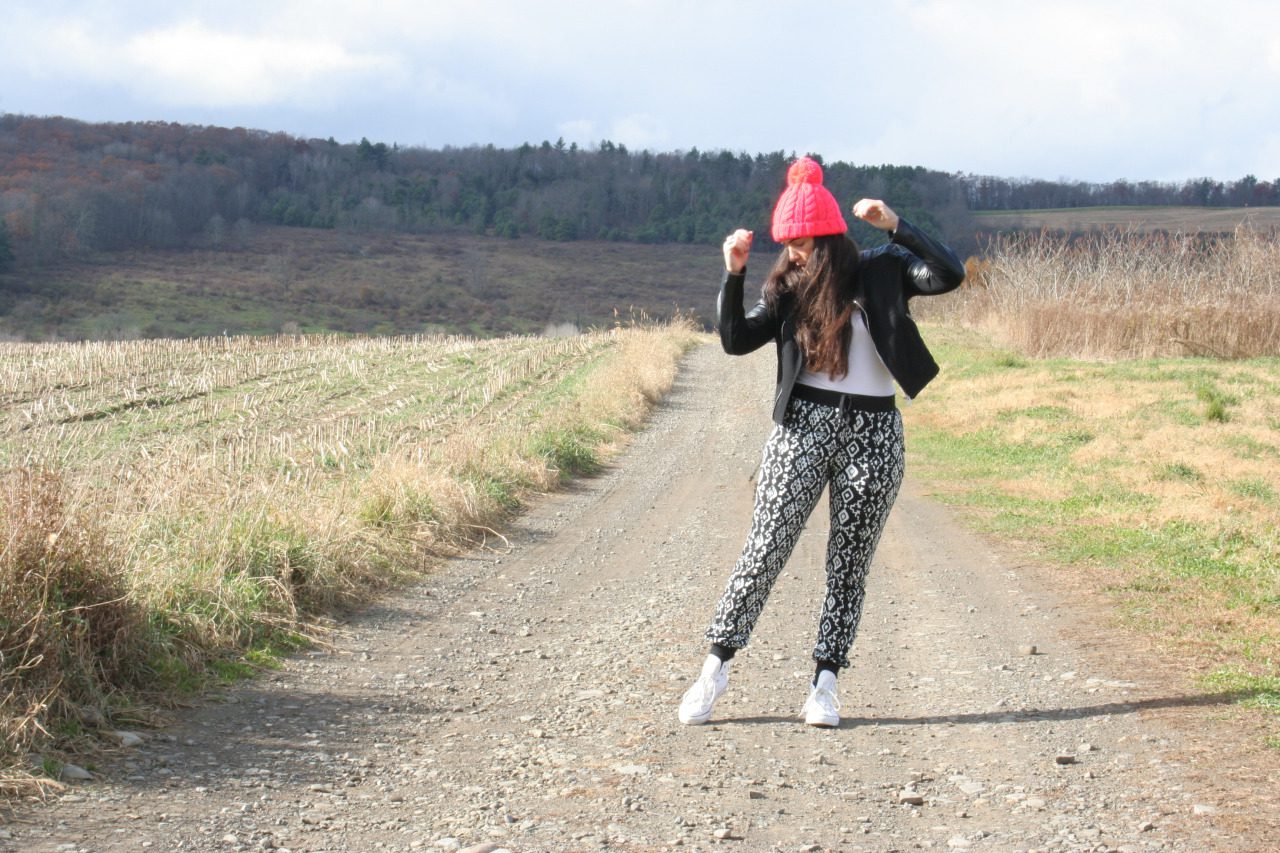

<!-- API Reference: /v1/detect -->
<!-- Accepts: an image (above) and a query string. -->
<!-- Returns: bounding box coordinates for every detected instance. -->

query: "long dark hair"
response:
[763,233,862,379]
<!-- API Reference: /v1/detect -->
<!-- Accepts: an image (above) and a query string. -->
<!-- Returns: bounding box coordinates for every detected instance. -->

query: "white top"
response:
[797,312,895,397]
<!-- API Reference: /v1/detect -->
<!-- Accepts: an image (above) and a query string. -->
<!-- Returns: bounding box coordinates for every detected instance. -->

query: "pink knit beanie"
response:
[770,157,847,241]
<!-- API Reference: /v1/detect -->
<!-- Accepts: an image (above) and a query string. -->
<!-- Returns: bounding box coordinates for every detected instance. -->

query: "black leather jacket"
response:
[717,217,965,424]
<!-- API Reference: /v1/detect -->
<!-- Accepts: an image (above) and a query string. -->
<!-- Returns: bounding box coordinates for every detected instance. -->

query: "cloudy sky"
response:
[3,0,1278,183]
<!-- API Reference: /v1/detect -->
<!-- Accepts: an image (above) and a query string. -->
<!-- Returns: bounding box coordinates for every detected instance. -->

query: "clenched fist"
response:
[723,229,753,273]
[851,199,899,232]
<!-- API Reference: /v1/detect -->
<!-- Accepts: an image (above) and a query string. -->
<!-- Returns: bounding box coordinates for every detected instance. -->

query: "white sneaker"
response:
[678,656,729,725]
[802,670,840,727]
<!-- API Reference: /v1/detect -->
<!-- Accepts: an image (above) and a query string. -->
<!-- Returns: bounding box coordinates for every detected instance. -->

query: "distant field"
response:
[6,208,1279,343]
[973,205,1280,233]
[0,228,717,340]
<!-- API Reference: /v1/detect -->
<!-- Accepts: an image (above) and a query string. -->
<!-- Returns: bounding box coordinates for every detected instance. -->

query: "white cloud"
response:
[125,22,397,107]
[1,9,399,109]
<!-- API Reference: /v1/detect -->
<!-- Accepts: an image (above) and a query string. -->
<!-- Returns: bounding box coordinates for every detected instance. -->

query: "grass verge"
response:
[905,324,1279,742]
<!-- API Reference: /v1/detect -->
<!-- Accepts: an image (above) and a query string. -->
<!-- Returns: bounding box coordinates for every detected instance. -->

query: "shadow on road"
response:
[713,690,1252,728]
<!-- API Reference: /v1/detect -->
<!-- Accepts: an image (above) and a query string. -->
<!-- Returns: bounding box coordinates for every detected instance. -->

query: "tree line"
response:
[1,113,1276,273]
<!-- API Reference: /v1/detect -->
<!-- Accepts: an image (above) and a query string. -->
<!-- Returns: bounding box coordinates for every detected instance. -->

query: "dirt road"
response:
[7,343,1278,852]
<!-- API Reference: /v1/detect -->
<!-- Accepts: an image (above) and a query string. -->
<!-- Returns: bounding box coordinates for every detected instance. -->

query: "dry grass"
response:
[0,469,148,799]
[927,227,1280,359]
[972,205,1280,233]
[0,319,701,794]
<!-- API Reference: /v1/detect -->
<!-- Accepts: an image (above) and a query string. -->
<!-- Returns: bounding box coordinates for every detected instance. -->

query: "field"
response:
[0,228,716,341]
[0,321,700,793]
[972,204,1280,233]
[6,207,1280,343]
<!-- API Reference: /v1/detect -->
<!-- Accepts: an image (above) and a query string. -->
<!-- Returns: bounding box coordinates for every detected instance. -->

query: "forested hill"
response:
[1,113,1277,273]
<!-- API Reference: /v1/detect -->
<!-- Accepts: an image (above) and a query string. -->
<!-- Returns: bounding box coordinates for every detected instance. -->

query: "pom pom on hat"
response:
[771,156,847,242]
[787,157,824,186]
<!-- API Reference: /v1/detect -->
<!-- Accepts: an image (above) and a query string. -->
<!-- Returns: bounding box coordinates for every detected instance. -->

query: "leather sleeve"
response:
[716,270,778,355]
[889,218,966,297]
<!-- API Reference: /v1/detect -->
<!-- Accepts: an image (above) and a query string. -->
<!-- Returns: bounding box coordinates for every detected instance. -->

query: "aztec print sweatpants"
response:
[706,396,905,669]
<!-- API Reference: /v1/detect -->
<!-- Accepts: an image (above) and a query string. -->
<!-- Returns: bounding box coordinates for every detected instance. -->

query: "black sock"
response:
[710,643,737,663]
[814,660,839,684]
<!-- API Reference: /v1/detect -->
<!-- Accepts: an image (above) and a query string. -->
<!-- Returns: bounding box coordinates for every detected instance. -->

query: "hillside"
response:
[0,114,972,273]
[5,114,1280,342]
[5,113,1277,285]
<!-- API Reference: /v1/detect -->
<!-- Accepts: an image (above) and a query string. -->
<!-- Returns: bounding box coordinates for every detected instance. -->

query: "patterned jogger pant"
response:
[706,396,905,669]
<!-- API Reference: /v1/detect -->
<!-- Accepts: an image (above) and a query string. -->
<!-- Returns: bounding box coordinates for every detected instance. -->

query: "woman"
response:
[679,157,965,727]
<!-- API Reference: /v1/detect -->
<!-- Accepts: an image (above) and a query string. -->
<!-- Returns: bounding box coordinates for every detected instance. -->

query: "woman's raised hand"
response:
[852,199,900,232]
[723,229,753,273]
